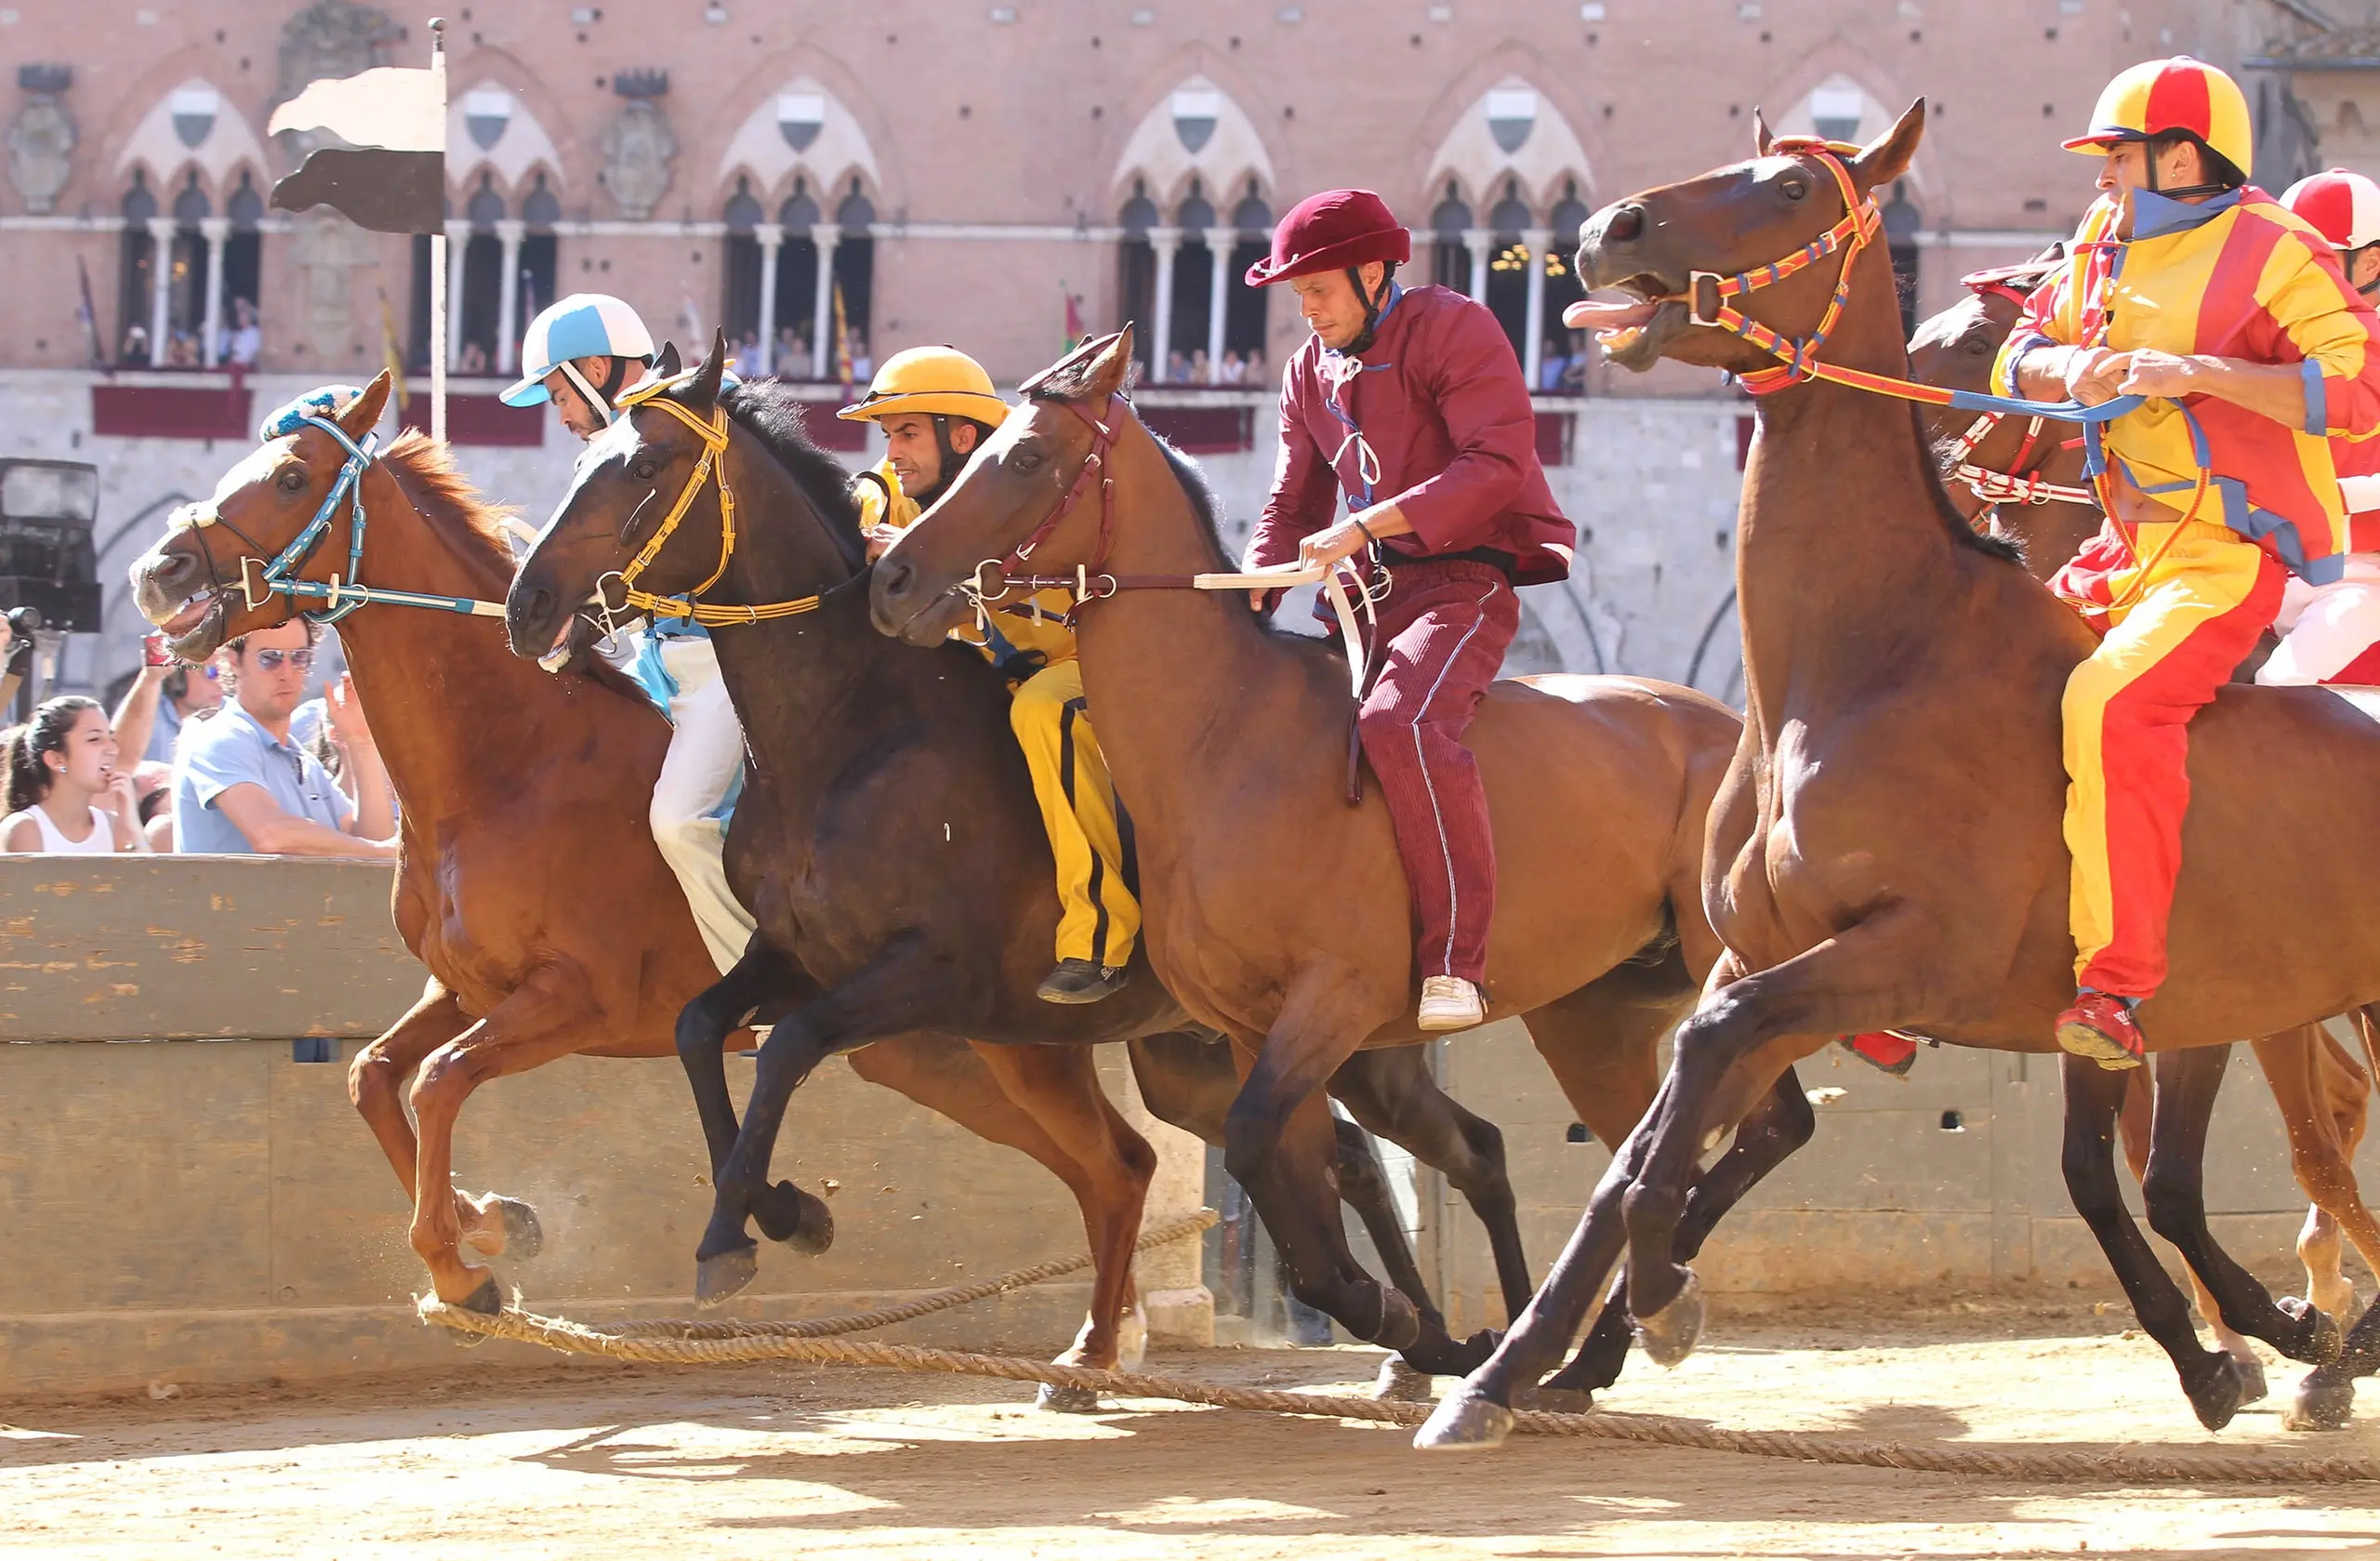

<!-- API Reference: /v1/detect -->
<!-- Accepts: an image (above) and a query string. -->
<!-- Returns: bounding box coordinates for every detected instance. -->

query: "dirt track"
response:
[7,1304,2380,1559]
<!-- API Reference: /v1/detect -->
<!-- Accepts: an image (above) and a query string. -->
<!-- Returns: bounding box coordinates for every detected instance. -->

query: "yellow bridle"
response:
[603,377,824,627]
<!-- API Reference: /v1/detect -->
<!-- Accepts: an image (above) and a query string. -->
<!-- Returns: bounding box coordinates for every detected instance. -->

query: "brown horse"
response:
[117,377,1186,1376]
[1417,102,2380,1449]
[1910,279,2380,1409]
[866,325,1805,1376]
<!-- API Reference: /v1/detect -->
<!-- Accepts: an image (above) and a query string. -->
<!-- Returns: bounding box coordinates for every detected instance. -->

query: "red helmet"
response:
[2281,167,2380,251]
[1244,188,1411,287]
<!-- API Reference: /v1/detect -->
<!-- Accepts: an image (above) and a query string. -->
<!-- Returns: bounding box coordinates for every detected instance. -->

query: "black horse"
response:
[505,336,1538,1382]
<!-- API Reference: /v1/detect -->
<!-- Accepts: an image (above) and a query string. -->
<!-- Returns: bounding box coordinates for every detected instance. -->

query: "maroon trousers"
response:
[1355,559,1519,986]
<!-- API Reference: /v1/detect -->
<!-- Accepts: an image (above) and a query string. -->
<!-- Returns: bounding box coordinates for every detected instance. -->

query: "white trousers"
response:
[650,634,757,973]
[2257,554,2380,687]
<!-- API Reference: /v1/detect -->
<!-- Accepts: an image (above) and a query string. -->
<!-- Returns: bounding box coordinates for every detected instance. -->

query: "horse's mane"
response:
[1910,404,2024,567]
[1149,432,1367,664]
[717,379,867,574]
[378,429,522,562]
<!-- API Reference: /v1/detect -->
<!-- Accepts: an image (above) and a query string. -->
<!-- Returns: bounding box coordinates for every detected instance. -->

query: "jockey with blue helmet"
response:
[507,293,756,973]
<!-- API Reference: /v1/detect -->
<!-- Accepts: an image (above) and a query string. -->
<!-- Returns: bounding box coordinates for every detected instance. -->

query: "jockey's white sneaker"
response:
[1417,975,1485,1032]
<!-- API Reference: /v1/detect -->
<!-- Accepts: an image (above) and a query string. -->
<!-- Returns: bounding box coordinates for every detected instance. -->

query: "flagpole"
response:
[428,16,447,444]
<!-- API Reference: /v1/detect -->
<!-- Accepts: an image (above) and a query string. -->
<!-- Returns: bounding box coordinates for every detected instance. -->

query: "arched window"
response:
[116,173,158,364]
[773,181,823,378]
[1226,179,1272,364]
[1485,178,1534,362]
[221,171,265,362]
[1432,180,1475,295]
[1545,178,1594,391]
[721,175,767,359]
[1168,178,1218,384]
[519,172,561,325]
[833,178,876,375]
[156,171,213,367]
[1117,178,1158,378]
[459,173,506,371]
[1882,180,1922,337]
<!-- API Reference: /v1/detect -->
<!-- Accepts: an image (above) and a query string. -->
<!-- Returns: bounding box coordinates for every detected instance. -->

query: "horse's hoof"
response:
[1514,1383,1595,1414]
[1036,1382,1104,1414]
[2281,1297,2345,1367]
[1413,1387,1513,1452]
[753,1181,835,1255]
[694,1242,760,1309]
[494,1197,545,1263]
[2286,1370,2356,1431]
[1370,1286,1421,1352]
[1374,1355,1436,1403]
[1632,1269,1705,1369]
[1115,1306,1148,1373]
[2180,1350,2244,1432]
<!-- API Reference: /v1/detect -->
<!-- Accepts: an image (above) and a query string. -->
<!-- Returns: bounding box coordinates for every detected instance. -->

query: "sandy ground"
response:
[7,1303,2380,1560]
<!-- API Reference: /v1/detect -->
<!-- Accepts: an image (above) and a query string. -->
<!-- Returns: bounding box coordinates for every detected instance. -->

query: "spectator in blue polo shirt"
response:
[171,618,395,857]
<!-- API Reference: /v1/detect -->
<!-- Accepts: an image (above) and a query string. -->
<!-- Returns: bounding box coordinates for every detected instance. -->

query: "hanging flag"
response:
[73,256,103,368]
[267,66,445,234]
[1062,283,1085,351]
[831,278,853,389]
[376,285,410,411]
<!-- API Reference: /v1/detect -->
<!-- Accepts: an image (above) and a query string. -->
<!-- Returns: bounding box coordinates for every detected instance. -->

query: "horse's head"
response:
[505,337,722,659]
[128,374,392,660]
[1906,246,2061,402]
[1568,100,1926,377]
[868,327,1128,647]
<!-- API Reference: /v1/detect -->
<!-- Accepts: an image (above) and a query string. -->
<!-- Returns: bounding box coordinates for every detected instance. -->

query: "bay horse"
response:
[1912,267,2380,1411]
[1413,101,2380,1449]
[865,324,1814,1382]
[502,343,1556,1382]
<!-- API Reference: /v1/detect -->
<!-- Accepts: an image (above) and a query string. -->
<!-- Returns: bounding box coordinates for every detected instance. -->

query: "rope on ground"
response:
[416,1205,2377,1487]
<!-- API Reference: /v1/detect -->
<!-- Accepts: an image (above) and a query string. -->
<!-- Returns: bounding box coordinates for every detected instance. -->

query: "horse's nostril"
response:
[527,588,553,625]
[1604,205,1646,245]
[880,559,915,599]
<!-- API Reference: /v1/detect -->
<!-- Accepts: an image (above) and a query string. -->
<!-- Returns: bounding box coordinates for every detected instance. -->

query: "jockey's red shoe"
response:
[1839,1032,1918,1076]
[2055,990,2147,1071]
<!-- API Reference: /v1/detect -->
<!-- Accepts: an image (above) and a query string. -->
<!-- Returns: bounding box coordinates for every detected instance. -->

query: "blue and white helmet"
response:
[500,293,656,417]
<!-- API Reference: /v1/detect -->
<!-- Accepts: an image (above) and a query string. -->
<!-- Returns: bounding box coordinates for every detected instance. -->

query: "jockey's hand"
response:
[2114,349,2205,402]
[2064,347,2130,406]
[862,523,905,562]
[1296,522,1370,575]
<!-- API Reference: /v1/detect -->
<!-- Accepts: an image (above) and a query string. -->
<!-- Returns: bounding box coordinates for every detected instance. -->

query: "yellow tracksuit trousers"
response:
[1008,662,1140,968]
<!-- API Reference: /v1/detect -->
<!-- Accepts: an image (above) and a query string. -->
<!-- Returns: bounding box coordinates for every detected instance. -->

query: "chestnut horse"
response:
[503,346,1563,1381]
[866,325,1808,1382]
[1417,102,2380,1449]
[1909,274,2380,1411]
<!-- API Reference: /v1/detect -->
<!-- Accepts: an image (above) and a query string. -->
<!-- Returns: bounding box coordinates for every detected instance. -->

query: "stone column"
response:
[145,217,176,367]
[494,219,525,376]
[1522,227,1553,392]
[1148,227,1182,382]
[810,222,840,380]
[1203,226,1235,377]
[197,218,231,366]
[753,222,783,377]
[444,219,470,373]
[1462,228,1491,306]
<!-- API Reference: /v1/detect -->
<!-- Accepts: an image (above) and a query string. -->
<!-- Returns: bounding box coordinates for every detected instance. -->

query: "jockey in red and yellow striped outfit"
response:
[1994,58,2380,1067]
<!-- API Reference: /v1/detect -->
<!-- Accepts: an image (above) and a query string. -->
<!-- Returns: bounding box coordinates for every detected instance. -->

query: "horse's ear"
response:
[338,372,391,441]
[1752,107,1776,158]
[654,340,681,378]
[1083,324,1135,402]
[681,330,728,411]
[1854,99,1926,192]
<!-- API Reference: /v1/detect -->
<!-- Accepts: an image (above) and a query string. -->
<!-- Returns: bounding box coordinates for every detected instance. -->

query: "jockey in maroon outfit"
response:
[1243,188,1576,1031]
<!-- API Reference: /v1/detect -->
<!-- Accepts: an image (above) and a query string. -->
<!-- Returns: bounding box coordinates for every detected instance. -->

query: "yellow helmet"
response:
[2063,57,2254,185]
[836,345,1008,424]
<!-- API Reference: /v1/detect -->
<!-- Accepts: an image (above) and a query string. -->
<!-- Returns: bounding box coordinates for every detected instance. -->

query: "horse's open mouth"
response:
[152,588,226,658]
[1567,280,1688,372]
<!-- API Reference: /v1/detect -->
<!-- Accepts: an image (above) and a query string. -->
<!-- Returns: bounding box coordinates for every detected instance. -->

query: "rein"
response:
[176,415,511,623]
[1946,411,2096,509]
[592,375,825,629]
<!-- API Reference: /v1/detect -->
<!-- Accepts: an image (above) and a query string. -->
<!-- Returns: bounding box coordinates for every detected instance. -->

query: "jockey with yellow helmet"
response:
[505,293,758,974]
[1994,59,2380,1067]
[841,347,1141,1004]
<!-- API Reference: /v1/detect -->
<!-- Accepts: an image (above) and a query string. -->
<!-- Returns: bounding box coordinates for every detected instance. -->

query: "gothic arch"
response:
[112,77,270,199]
[1756,43,1938,205]
[1109,74,1276,218]
[1421,75,1595,222]
[712,77,883,212]
[444,55,571,197]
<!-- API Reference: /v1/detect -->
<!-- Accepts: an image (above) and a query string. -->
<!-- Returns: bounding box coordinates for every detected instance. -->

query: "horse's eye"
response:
[1964,335,1992,356]
[629,456,658,481]
[277,468,308,494]
[1011,448,1045,474]
[1779,178,1809,201]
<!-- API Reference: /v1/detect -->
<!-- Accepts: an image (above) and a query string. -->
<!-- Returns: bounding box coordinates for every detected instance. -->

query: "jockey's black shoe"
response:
[1038,959,1130,1004]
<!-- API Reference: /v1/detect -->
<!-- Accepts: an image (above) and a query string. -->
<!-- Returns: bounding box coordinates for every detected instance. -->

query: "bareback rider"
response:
[1241,189,1575,1032]
[2264,167,2380,688]
[502,293,758,973]
[1993,59,2380,1067]
[845,347,1142,1004]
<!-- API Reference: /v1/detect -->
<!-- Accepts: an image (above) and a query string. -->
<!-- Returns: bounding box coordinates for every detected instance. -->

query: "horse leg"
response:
[2059,1052,2246,1430]
[676,937,827,1254]
[1540,1059,1818,1406]
[407,965,603,1310]
[2266,1022,2380,1430]
[968,1039,1157,1407]
[1421,907,1937,1451]
[695,932,968,1304]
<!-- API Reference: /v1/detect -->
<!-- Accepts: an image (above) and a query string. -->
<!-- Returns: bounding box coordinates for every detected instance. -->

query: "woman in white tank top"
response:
[2,695,150,854]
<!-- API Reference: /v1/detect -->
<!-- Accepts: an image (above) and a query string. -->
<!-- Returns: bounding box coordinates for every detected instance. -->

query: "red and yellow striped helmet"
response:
[2062,57,2254,183]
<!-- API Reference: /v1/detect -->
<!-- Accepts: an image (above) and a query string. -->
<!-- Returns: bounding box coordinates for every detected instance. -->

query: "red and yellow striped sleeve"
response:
[2252,227,2380,443]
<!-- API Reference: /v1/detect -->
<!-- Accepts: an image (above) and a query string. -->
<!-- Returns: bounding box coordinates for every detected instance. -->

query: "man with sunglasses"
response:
[170,617,393,857]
